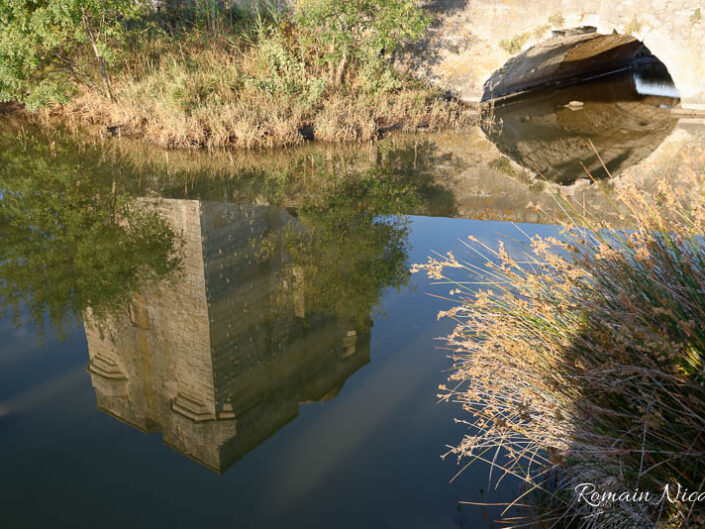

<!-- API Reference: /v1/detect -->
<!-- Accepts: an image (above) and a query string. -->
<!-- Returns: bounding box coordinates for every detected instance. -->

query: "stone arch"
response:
[481,28,677,102]
[591,10,703,109]
[421,1,705,109]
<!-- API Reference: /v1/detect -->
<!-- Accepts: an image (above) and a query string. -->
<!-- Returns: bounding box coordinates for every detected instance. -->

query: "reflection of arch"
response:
[481,72,679,185]
[422,2,705,109]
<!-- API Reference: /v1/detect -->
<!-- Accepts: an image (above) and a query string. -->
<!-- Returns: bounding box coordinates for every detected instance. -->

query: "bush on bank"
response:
[0,0,470,149]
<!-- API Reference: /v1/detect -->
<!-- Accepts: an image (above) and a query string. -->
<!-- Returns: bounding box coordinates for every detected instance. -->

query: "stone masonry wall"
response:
[419,0,705,108]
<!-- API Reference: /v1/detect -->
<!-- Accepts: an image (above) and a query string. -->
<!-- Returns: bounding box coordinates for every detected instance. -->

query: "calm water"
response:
[0,70,701,528]
[0,214,556,529]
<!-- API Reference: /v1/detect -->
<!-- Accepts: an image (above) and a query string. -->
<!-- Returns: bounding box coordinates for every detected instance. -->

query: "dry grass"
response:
[413,155,705,528]
[32,15,473,150]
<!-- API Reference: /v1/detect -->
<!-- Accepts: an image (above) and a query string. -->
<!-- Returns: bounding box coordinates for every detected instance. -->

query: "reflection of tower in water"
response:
[84,199,371,473]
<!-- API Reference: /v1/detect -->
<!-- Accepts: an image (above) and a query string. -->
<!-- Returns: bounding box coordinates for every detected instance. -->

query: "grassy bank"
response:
[1,1,473,149]
[413,162,705,527]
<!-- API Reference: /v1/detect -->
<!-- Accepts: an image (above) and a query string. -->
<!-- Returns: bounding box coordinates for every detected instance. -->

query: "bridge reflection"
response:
[84,200,382,473]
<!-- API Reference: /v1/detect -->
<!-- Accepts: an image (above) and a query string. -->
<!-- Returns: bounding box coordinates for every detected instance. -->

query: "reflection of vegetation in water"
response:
[157,136,458,219]
[275,139,463,324]
[287,179,414,325]
[488,155,546,193]
[1,119,458,217]
[247,140,453,324]
[0,122,458,335]
[414,168,705,527]
[0,128,181,337]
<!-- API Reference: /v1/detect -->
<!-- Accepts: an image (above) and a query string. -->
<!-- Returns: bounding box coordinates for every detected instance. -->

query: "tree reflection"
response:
[0,122,458,341]
[287,178,413,326]
[0,128,181,337]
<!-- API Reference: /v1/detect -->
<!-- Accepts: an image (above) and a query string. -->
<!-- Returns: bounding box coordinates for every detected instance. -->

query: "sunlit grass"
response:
[414,154,705,527]
[48,6,472,149]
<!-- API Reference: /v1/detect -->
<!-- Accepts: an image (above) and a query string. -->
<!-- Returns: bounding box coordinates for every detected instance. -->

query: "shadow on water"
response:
[482,66,680,185]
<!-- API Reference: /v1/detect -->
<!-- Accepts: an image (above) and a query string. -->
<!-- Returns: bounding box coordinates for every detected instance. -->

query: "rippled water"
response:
[0,70,703,528]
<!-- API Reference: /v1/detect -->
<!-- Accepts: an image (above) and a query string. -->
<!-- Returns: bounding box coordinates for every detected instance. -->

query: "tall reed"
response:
[413,159,705,528]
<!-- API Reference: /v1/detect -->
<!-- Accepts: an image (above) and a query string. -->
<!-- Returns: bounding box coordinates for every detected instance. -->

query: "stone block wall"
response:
[418,0,705,108]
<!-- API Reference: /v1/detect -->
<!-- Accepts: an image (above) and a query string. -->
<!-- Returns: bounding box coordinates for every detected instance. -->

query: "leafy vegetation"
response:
[293,0,431,91]
[0,124,181,337]
[548,13,565,27]
[625,15,643,35]
[1,0,470,149]
[0,0,141,108]
[499,32,531,54]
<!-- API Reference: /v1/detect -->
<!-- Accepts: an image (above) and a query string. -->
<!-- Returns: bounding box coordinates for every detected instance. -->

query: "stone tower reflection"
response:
[84,199,371,473]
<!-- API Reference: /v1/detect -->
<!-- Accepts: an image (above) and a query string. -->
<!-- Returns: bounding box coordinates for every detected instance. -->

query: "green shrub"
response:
[1,1,470,149]
[499,32,530,54]
[294,0,431,89]
[0,0,142,108]
[548,13,565,26]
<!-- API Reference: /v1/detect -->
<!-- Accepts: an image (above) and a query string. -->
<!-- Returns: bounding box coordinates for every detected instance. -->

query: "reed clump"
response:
[413,160,705,528]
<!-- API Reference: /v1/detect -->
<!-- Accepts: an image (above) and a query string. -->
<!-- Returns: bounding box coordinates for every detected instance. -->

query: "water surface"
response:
[0,70,703,528]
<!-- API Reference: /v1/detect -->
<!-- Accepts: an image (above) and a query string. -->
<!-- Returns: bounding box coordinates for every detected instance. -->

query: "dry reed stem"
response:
[414,160,705,528]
